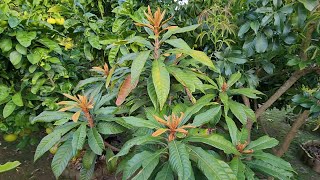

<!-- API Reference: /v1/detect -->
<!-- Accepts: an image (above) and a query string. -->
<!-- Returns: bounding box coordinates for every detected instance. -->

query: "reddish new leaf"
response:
[116,74,138,106]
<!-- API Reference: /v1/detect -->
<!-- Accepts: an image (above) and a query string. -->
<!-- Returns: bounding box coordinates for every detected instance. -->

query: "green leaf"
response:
[108,45,120,65]
[187,145,236,180]
[15,44,27,55]
[176,49,215,69]
[147,75,158,109]
[0,38,12,52]
[0,161,21,173]
[106,148,117,173]
[16,31,37,47]
[3,101,16,118]
[122,151,154,179]
[0,85,10,102]
[9,51,22,66]
[82,149,96,169]
[229,100,247,124]
[27,53,41,64]
[114,136,164,158]
[74,77,105,93]
[131,50,151,84]
[152,60,170,110]
[298,0,319,11]
[165,39,191,50]
[225,117,239,145]
[80,162,95,180]
[155,162,174,180]
[51,139,74,178]
[97,122,126,134]
[131,149,164,180]
[238,22,250,37]
[38,38,62,54]
[72,124,87,150]
[122,116,159,129]
[87,127,105,155]
[34,123,79,161]
[246,160,294,180]
[8,16,20,28]
[250,21,260,34]
[31,111,73,124]
[84,43,94,61]
[192,105,221,127]
[185,134,239,155]
[167,67,203,93]
[112,18,126,33]
[12,92,23,106]
[227,72,241,87]
[245,135,278,151]
[253,151,294,172]
[162,24,200,41]
[88,35,102,50]
[255,33,268,53]
[168,141,193,180]
[228,88,263,99]
[229,156,245,180]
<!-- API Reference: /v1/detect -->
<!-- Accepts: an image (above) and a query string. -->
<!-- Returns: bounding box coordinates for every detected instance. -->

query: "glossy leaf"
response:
[12,92,23,106]
[9,51,22,66]
[16,31,37,47]
[122,116,159,129]
[245,136,279,151]
[131,50,151,84]
[72,124,87,150]
[51,139,74,178]
[152,60,170,110]
[31,111,73,124]
[88,128,105,155]
[229,156,245,180]
[155,162,174,180]
[3,101,16,118]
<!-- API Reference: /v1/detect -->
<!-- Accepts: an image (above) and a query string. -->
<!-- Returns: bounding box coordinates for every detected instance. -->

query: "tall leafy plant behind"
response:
[115,6,216,110]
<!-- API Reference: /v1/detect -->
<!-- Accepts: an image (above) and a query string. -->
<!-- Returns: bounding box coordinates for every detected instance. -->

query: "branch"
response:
[104,141,120,152]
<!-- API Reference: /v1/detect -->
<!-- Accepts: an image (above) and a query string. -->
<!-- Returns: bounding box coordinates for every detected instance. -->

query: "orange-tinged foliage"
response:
[152,112,195,141]
[116,74,138,106]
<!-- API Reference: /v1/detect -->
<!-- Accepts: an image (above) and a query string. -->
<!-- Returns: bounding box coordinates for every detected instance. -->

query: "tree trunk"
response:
[255,67,317,119]
[275,110,310,157]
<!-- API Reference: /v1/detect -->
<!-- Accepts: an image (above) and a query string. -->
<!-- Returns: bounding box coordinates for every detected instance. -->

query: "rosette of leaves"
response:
[31,91,128,179]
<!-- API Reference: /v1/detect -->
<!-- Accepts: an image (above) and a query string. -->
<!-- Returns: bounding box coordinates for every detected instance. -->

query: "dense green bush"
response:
[0,0,319,179]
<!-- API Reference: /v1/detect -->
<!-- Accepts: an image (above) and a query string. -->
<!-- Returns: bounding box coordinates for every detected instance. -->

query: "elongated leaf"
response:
[34,123,80,161]
[253,151,294,171]
[38,38,62,54]
[176,49,215,69]
[82,149,96,170]
[185,134,239,155]
[152,60,170,110]
[165,39,191,50]
[31,111,73,124]
[88,128,105,155]
[147,75,158,109]
[298,0,319,11]
[229,100,247,124]
[155,162,174,180]
[227,72,241,87]
[80,162,95,180]
[131,149,165,180]
[3,101,16,118]
[192,105,221,127]
[0,161,21,173]
[167,67,203,93]
[122,151,153,179]
[255,33,268,53]
[108,45,120,65]
[228,88,263,99]
[116,74,138,106]
[0,85,10,102]
[246,160,294,180]
[169,141,192,180]
[225,117,239,145]
[245,135,278,151]
[51,139,74,178]
[187,145,236,180]
[88,35,102,50]
[97,122,126,134]
[229,156,245,180]
[122,116,159,129]
[72,124,87,150]
[74,77,105,93]
[162,24,200,41]
[131,50,151,84]
[114,136,164,158]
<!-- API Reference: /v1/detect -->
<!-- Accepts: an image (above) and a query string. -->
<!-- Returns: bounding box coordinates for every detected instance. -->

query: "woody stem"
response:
[84,111,94,128]
[154,37,160,60]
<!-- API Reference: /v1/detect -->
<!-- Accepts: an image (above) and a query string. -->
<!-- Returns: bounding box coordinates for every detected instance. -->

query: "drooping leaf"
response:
[51,139,74,178]
[185,134,240,155]
[131,50,151,84]
[253,151,294,172]
[122,116,160,129]
[245,136,279,151]
[31,111,73,124]
[0,161,21,173]
[87,127,105,155]
[191,105,221,127]
[230,156,245,180]
[147,75,158,109]
[152,60,170,110]
[114,136,164,158]
[155,162,174,180]
[116,74,138,106]
[122,151,154,179]
[175,49,215,69]
[225,117,239,145]
[168,141,193,180]
[72,124,87,150]
[82,149,96,170]
[187,145,236,180]
[298,0,319,11]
